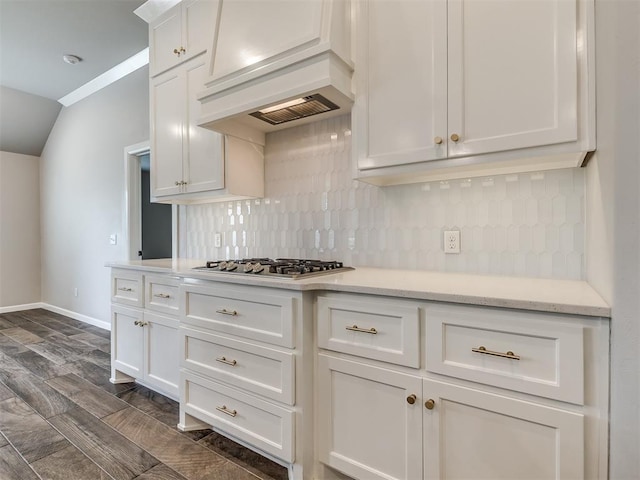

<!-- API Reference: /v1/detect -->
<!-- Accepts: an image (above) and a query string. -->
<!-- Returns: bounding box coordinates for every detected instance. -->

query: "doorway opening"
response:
[123,141,178,261]
[139,154,172,259]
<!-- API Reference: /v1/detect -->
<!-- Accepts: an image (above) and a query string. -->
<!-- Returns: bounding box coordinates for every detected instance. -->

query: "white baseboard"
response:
[41,304,111,331]
[0,302,44,314]
[1,302,110,331]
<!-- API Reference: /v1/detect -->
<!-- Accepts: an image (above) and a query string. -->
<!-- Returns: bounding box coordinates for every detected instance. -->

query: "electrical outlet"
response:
[109,234,117,245]
[214,233,221,248]
[73,288,78,297]
[444,230,460,254]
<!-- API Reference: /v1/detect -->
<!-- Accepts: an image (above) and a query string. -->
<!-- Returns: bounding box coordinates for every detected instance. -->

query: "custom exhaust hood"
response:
[197,0,353,146]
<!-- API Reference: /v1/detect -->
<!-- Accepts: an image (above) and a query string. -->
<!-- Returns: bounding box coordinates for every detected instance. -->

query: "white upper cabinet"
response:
[446,0,578,158]
[353,0,595,185]
[150,0,219,77]
[151,55,225,199]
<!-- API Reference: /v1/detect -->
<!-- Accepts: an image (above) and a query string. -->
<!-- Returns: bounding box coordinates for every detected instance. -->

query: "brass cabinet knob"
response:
[175,181,180,186]
[434,136,443,145]
[424,399,435,410]
[173,48,181,55]
[450,133,460,142]
[180,47,186,54]
[406,394,417,405]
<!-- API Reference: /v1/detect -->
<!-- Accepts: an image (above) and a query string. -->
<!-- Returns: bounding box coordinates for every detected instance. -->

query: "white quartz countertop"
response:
[106,259,610,317]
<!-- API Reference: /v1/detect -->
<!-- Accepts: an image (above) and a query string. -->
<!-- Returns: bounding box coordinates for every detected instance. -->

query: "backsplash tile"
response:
[185,115,585,280]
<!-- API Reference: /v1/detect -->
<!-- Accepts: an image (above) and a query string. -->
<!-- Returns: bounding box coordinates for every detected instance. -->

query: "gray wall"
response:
[39,65,149,323]
[0,151,41,307]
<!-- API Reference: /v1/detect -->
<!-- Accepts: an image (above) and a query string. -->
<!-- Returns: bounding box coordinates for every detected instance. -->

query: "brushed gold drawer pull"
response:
[118,287,133,292]
[216,309,238,316]
[406,394,417,405]
[424,399,435,410]
[345,325,378,334]
[216,405,237,417]
[153,293,171,299]
[216,356,237,366]
[472,346,520,360]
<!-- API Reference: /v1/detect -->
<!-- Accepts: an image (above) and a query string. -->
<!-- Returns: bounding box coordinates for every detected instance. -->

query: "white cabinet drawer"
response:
[145,275,181,315]
[425,304,585,404]
[317,295,420,367]
[181,326,295,405]
[181,371,294,463]
[182,284,295,347]
[111,270,143,307]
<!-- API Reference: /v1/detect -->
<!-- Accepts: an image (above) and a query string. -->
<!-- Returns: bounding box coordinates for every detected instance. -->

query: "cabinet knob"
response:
[424,399,435,410]
[173,48,181,56]
[406,394,417,405]
[450,133,460,142]
[434,136,443,145]
[175,181,180,186]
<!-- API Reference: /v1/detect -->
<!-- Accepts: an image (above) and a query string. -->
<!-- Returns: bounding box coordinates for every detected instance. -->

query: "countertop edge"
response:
[106,260,611,318]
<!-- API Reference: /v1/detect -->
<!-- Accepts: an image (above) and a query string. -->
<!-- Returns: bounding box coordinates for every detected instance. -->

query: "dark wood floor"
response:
[0,308,288,480]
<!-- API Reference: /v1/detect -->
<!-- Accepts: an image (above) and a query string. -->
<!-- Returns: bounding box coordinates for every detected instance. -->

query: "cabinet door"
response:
[183,56,224,194]
[354,0,447,171]
[447,0,578,158]
[150,4,182,76]
[144,312,179,398]
[151,68,185,197]
[111,306,144,379]
[423,379,584,480]
[317,354,422,480]
[183,0,218,63]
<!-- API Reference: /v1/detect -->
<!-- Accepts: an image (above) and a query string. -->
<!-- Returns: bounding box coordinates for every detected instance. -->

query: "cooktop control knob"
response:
[226,261,238,271]
[243,263,254,273]
[252,263,265,274]
[218,261,228,270]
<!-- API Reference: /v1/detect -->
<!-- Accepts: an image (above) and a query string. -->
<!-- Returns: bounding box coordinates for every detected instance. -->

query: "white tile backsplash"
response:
[185,115,585,280]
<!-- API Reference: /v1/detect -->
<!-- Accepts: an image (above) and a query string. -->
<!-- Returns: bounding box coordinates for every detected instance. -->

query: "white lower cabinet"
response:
[110,270,180,399]
[317,354,422,480]
[111,305,144,379]
[316,293,606,480]
[422,379,584,480]
[110,305,180,399]
[178,282,302,468]
[317,355,583,480]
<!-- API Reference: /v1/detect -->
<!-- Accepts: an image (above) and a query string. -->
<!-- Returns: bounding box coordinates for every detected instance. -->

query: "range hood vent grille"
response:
[250,94,340,126]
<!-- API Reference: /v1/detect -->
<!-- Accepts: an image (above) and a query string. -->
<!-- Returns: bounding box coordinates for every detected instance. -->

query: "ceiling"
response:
[0,0,148,156]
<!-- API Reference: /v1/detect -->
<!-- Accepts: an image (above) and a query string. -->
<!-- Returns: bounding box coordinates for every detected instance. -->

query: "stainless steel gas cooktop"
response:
[192,258,354,279]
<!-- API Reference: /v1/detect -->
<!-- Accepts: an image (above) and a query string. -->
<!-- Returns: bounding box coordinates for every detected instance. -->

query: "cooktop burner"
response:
[193,258,354,279]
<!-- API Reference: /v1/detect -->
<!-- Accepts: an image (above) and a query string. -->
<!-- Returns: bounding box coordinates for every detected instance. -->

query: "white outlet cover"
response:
[214,233,221,248]
[109,234,117,245]
[444,230,460,254]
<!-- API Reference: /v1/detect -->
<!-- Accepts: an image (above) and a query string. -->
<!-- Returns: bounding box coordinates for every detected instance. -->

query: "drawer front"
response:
[181,284,295,347]
[112,270,143,307]
[181,327,295,405]
[317,295,420,367]
[145,275,181,315]
[182,372,294,463]
[425,304,584,404]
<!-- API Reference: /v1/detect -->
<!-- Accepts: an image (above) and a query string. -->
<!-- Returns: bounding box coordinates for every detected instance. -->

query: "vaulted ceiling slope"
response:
[0,0,147,157]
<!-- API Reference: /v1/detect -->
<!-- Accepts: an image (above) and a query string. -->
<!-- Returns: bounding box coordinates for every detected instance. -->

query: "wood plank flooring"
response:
[0,309,288,480]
